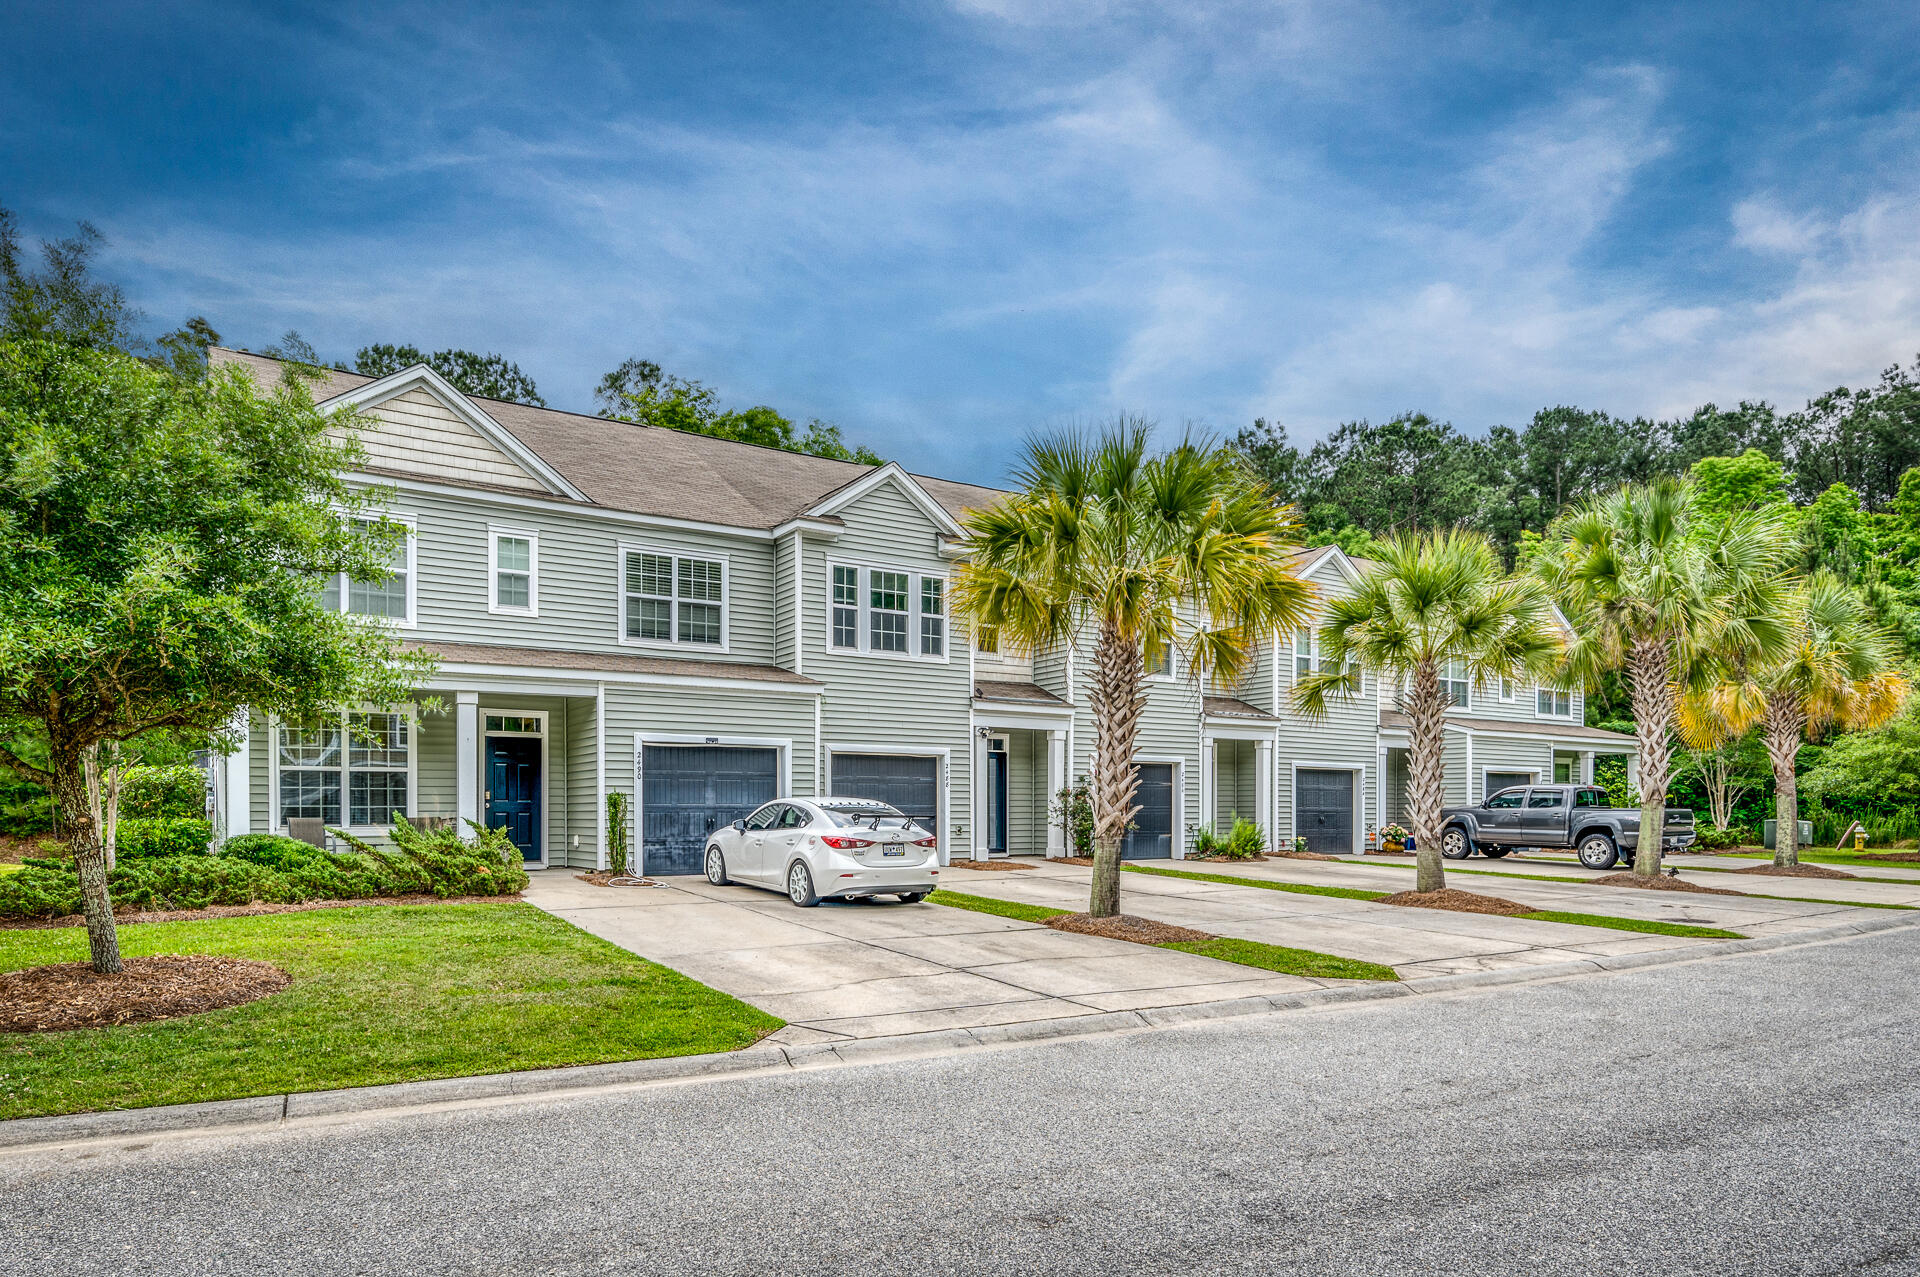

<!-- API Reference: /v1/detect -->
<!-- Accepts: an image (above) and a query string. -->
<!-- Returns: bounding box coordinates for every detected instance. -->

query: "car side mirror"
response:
[731,819,746,833]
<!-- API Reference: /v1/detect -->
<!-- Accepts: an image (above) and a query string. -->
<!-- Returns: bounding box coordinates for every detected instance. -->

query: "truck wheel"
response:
[1577,834,1619,870]
[1440,827,1473,859]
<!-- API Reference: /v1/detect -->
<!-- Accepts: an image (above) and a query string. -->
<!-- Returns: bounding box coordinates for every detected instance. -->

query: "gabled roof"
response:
[1203,695,1277,721]
[210,349,1009,534]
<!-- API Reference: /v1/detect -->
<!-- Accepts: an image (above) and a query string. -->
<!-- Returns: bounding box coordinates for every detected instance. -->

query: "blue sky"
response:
[5,1,1918,487]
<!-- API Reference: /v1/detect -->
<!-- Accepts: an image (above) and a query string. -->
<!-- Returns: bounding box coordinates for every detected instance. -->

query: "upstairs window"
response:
[623,548,727,647]
[489,528,537,615]
[1295,630,1361,691]
[1499,677,1517,703]
[1441,658,1469,708]
[975,625,999,654]
[1537,687,1573,718]
[828,563,948,660]
[319,516,414,626]
[1146,640,1172,677]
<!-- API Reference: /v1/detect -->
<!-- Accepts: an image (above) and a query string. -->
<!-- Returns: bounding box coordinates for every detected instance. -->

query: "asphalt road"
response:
[5,926,1918,1277]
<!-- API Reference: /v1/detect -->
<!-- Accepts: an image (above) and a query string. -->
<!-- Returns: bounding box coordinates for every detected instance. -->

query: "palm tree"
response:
[953,422,1314,918]
[1680,573,1908,867]
[1535,479,1794,877]
[1294,531,1563,894]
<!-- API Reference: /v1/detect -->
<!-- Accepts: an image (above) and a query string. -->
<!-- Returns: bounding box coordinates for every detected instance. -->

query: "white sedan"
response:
[704,797,940,907]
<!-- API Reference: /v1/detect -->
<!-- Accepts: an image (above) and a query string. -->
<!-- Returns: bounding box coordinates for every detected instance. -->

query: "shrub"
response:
[1222,817,1266,860]
[607,791,630,876]
[1190,826,1223,858]
[1051,782,1094,856]
[115,817,213,859]
[220,833,333,872]
[0,865,82,918]
[1693,823,1740,851]
[109,855,296,912]
[119,765,207,820]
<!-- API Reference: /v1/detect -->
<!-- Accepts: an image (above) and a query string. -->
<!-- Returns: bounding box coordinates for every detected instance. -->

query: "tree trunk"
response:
[52,743,122,974]
[1405,659,1449,894]
[1763,694,1805,868]
[1086,620,1147,918]
[1628,636,1675,878]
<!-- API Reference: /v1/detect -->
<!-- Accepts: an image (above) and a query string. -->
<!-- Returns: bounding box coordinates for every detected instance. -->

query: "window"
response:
[1536,687,1573,718]
[1485,790,1523,809]
[1438,659,1469,708]
[319,517,414,625]
[1526,789,1564,809]
[1296,630,1361,690]
[870,570,909,653]
[976,625,999,654]
[490,528,537,615]
[622,548,726,647]
[277,711,410,830]
[920,578,945,657]
[484,714,540,734]
[832,566,860,650]
[1575,788,1605,808]
[1146,640,1171,677]
[828,564,948,660]
[744,804,782,831]
[1499,677,1517,703]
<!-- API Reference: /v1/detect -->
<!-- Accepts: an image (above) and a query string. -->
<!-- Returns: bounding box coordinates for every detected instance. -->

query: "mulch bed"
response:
[1729,863,1857,879]
[1042,913,1215,944]
[942,859,1038,872]
[0,893,521,931]
[1378,888,1535,917]
[1592,872,1746,896]
[1268,850,1343,862]
[1055,856,1098,867]
[0,955,291,1033]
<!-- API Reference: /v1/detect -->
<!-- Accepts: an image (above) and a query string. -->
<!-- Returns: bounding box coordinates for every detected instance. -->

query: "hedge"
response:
[115,817,214,859]
[0,818,528,919]
[119,765,207,820]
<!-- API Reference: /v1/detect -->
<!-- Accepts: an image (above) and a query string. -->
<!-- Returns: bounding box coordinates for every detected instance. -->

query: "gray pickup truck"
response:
[1439,783,1696,869]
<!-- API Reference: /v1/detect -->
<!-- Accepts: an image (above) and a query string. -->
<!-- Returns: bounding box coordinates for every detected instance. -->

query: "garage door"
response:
[1296,769,1354,855]
[830,753,938,836]
[1484,771,1535,800]
[1121,763,1174,859]
[641,745,779,875]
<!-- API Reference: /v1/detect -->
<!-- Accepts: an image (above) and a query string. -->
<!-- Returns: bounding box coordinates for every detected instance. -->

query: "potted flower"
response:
[1380,822,1409,854]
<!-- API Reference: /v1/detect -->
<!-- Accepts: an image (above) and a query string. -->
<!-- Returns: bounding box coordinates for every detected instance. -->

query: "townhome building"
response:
[206,350,1636,870]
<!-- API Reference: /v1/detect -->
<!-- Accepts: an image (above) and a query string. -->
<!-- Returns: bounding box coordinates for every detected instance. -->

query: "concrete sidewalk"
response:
[524,871,1366,1043]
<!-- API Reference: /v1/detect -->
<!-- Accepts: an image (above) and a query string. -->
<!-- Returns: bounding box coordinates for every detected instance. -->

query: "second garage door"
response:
[830,753,939,836]
[1295,768,1355,855]
[641,745,779,876]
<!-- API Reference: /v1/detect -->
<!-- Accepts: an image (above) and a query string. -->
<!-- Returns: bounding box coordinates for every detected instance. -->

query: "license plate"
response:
[882,847,905,857]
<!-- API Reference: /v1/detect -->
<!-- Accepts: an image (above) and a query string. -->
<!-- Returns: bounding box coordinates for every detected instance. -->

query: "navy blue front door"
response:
[486,737,541,862]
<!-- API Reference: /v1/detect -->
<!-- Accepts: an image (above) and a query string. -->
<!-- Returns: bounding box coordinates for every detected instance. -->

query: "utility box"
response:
[1762,819,1813,849]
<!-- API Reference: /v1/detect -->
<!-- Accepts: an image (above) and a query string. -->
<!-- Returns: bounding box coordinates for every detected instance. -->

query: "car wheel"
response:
[1440,827,1473,859]
[705,846,730,886]
[1577,834,1619,870]
[786,860,820,907]
[1480,848,1510,859]
[897,892,927,904]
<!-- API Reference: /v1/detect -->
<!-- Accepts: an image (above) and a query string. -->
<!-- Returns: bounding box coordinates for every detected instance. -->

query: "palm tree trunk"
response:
[52,741,122,974]
[1406,660,1449,894]
[1763,694,1805,868]
[1628,636,1675,878]
[1086,619,1146,918]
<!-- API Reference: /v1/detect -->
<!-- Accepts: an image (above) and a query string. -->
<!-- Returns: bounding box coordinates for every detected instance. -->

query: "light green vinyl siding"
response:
[566,694,601,870]
[1274,566,1379,847]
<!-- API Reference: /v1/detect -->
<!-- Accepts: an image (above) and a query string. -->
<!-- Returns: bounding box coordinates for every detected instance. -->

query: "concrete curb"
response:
[4,912,1913,1155]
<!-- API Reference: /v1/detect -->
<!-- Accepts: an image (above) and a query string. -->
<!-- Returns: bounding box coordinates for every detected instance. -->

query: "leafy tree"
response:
[1294,531,1562,892]
[1667,401,1787,473]
[0,339,431,971]
[353,343,545,406]
[1688,449,1793,522]
[1298,413,1489,537]
[1790,359,1920,508]
[1801,482,1869,579]
[1671,730,1768,831]
[1801,699,1920,813]
[953,424,1314,917]
[1681,574,1907,866]
[594,356,881,464]
[1536,479,1795,877]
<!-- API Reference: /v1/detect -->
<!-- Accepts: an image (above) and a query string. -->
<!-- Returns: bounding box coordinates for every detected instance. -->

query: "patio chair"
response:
[286,818,329,850]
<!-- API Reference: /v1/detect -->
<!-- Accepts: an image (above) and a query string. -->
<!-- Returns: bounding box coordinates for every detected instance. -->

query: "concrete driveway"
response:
[523,871,1355,1044]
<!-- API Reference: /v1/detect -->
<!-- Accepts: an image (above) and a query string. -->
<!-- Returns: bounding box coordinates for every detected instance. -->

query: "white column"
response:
[456,691,480,838]
[1375,744,1388,834]
[1255,739,1274,848]
[1046,729,1066,857]
[1626,755,1639,791]
[1198,736,1214,834]
[224,711,252,839]
[1581,750,1596,784]
[972,729,988,861]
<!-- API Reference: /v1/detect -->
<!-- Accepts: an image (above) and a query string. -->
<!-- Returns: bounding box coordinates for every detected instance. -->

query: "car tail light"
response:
[913,836,938,848]
[819,835,874,849]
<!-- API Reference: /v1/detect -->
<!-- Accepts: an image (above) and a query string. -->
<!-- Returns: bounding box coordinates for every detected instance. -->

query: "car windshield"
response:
[821,803,915,830]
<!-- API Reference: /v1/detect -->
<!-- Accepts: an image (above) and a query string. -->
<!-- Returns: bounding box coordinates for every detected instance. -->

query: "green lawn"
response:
[1515,910,1743,938]
[927,888,1397,980]
[1124,862,1390,901]
[0,902,782,1121]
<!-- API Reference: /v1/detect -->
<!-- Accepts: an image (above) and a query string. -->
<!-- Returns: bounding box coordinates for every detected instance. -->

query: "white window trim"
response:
[267,706,418,836]
[1499,677,1518,704]
[1294,629,1362,695]
[1144,638,1176,682]
[325,513,417,629]
[615,541,732,653]
[487,525,539,617]
[824,559,951,664]
[1535,685,1576,720]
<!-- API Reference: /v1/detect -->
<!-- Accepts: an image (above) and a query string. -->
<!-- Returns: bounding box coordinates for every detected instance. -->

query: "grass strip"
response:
[0,901,782,1121]
[1364,856,1920,903]
[1123,862,1389,901]
[926,889,1067,923]
[928,889,1397,981]
[1517,910,1744,939]
[1158,937,1398,981]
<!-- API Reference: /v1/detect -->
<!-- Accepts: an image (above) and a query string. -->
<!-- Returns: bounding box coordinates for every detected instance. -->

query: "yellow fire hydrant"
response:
[1856,827,1867,851]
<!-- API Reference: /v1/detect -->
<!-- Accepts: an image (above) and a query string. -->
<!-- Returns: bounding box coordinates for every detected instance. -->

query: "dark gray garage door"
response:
[1484,771,1535,800]
[641,745,779,875]
[1122,763,1174,859]
[1295,768,1354,855]
[830,753,938,836]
